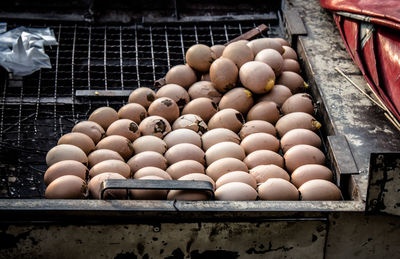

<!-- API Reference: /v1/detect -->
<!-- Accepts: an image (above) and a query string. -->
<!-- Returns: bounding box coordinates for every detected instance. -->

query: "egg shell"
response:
[240,132,280,154]
[44,160,88,186]
[118,103,147,124]
[275,112,321,137]
[206,157,248,182]
[246,101,280,125]
[130,175,168,200]
[156,84,190,109]
[210,45,225,59]
[167,190,210,201]
[249,164,290,184]
[106,119,141,142]
[209,57,238,93]
[182,98,218,123]
[128,87,156,109]
[281,93,315,115]
[222,41,254,69]
[284,144,326,173]
[72,121,105,144]
[276,71,306,94]
[133,166,172,180]
[132,135,167,154]
[127,151,168,174]
[188,81,222,104]
[88,106,118,130]
[165,65,197,89]
[282,46,298,60]
[280,128,322,153]
[96,135,134,161]
[218,88,254,115]
[247,38,284,55]
[166,160,205,180]
[87,149,124,168]
[148,97,180,123]
[201,128,240,151]
[258,178,299,201]
[239,120,277,139]
[282,59,301,73]
[46,144,88,167]
[205,142,245,166]
[139,116,172,138]
[178,173,216,190]
[291,164,333,188]
[239,61,275,94]
[186,44,215,73]
[45,175,87,199]
[163,129,202,149]
[257,84,292,107]
[216,171,257,189]
[215,182,258,201]
[244,150,284,169]
[254,48,284,76]
[89,159,131,179]
[207,108,244,133]
[164,143,205,165]
[201,73,211,81]
[88,172,127,199]
[273,37,290,47]
[299,179,342,200]
[172,114,208,135]
[57,132,95,155]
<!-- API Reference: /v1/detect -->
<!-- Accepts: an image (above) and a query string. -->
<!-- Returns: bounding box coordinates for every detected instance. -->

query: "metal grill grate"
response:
[0,20,282,198]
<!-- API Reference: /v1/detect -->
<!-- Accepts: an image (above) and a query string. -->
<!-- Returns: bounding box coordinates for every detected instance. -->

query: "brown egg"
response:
[128,87,156,109]
[275,112,321,137]
[257,84,292,107]
[117,103,147,124]
[182,97,218,123]
[133,166,172,180]
[163,129,202,149]
[216,171,257,189]
[106,119,141,142]
[186,44,216,73]
[281,93,314,115]
[165,64,197,89]
[89,159,131,179]
[254,49,284,76]
[284,144,326,173]
[276,71,307,94]
[246,101,280,125]
[291,164,333,188]
[299,179,342,200]
[96,135,134,161]
[201,128,240,151]
[206,157,248,181]
[156,84,190,109]
[205,141,245,166]
[222,41,254,68]
[210,44,225,58]
[88,149,124,168]
[178,173,216,189]
[164,143,205,165]
[247,38,284,55]
[45,175,87,199]
[188,81,222,104]
[280,128,321,153]
[139,115,172,138]
[57,132,95,155]
[127,151,168,174]
[218,87,254,115]
[239,120,277,139]
[282,46,298,60]
[273,37,290,47]
[46,144,88,167]
[243,150,284,169]
[167,173,215,201]
[282,59,301,73]
[72,121,105,144]
[132,135,167,155]
[240,133,280,154]
[239,61,275,94]
[166,160,205,180]
[88,107,118,130]
[207,108,244,133]
[88,172,127,199]
[148,97,180,123]
[201,73,211,81]
[215,182,258,201]
[258,178,299,200]
[44,160,88,186]
[249,164,290,184]
[172,114,208,135]
[209,57,238,93]
[130,175,168,200]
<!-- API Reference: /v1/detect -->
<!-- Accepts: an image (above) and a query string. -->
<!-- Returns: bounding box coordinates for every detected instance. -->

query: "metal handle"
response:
[100,179,215,200]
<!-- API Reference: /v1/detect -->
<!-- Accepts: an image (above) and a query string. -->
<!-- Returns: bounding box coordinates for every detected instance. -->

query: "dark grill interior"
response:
[0,19,283,198]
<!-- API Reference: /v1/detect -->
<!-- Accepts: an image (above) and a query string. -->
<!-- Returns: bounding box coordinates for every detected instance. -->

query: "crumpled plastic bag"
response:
[0,26,58,76]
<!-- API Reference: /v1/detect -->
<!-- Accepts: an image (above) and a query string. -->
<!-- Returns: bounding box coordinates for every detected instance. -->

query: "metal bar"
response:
[179,25,186,63]
[34,69,42,134]
[119,26,125,91]
[134,24,141,88]
[238,23,243,35]
[103,26,109,106]
[88,26,92,91]
[149,26,156,83]
[164,26,171,70]
[53,24,61,137]
[17,79,23,146]
[76,90,132,97]
[71,24,77,122]
[0,78,7,141]
[327,135,359,177]
[209,25,214,45]
[224,24,268,45]
[194,25,199,44]
[224,24,229,43]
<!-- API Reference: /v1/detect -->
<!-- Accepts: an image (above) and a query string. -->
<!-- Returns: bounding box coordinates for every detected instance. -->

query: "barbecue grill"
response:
[0,0,399,258]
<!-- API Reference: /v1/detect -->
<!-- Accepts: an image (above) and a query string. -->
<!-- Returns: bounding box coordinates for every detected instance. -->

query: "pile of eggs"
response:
[44,37,342,201]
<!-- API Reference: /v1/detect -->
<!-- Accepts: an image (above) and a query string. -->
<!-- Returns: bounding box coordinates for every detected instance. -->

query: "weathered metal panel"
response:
[0,220,327,258]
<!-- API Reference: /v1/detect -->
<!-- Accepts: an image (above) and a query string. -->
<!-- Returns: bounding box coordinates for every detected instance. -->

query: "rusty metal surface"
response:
[366,153,400,216]
[327,135,358,177]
